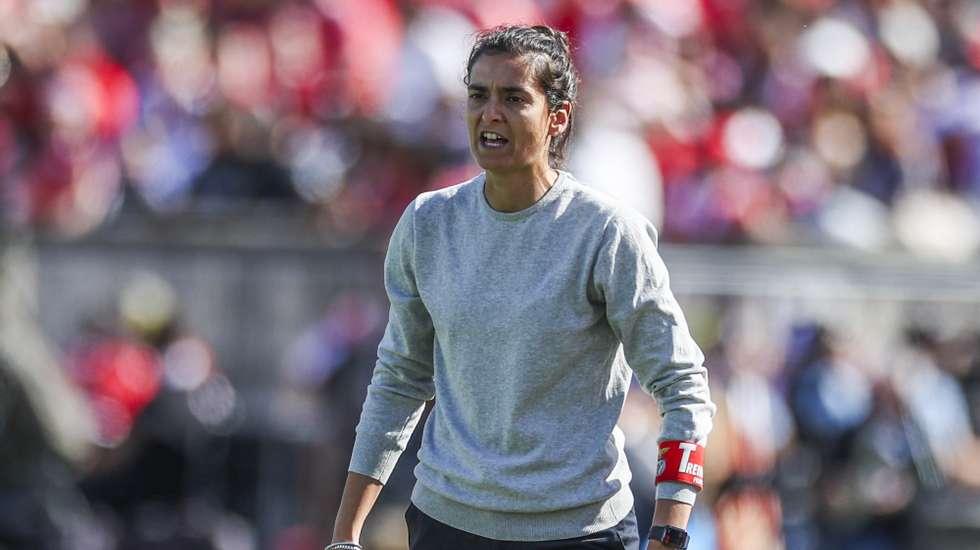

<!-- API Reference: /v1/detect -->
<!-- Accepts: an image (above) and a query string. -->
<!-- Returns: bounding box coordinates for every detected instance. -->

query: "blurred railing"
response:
[30,212,980,376]
[660,245,980,303]
[36,213,980,301]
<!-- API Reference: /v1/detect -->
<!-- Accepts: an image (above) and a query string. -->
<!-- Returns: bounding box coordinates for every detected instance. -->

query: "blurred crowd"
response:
[3,0,980,549]
[1,0,979,256]
[6,235,980,550]
[0,241,387,549]
[619,298,980,550]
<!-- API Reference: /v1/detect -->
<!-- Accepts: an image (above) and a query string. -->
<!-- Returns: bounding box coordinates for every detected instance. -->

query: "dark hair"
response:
[464,25,580,168]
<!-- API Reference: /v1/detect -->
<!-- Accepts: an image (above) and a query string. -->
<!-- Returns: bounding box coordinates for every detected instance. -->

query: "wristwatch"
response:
[647,525,690,549]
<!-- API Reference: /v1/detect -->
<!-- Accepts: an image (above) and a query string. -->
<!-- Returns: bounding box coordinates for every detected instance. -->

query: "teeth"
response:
[482,132,505,140]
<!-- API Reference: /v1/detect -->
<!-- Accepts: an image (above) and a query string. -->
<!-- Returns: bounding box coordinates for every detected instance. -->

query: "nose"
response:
[481,96,504,124]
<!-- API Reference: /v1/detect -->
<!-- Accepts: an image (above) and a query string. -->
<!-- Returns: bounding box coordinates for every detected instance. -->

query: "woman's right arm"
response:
[335,201,436,545]
[330,472,384,545]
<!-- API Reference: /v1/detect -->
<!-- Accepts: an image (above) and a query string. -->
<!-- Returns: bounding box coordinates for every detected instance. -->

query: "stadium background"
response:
[2,0,980,549]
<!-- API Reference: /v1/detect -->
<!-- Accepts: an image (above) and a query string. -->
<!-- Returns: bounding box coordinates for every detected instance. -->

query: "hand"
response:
[646,542,671,550]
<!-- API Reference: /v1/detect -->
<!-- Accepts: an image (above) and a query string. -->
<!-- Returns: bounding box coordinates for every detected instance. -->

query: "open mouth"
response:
[479,131,509,149]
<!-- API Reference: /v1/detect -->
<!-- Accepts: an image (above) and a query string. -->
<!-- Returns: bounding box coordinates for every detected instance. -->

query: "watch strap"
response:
[647,525,690,549]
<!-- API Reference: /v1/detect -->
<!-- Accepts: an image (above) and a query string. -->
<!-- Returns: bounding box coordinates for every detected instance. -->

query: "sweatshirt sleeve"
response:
[592,212,716,505]
[348,201,436,484]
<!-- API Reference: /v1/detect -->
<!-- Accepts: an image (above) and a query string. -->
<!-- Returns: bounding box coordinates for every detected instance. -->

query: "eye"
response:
[507,95,525,103]
[468,92,486,100]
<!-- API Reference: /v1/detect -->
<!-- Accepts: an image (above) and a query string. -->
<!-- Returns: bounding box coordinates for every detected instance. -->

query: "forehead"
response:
[468,53,541,89]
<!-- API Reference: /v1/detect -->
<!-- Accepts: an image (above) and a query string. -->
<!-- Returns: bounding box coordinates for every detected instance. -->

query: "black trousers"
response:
[405,503,641,550]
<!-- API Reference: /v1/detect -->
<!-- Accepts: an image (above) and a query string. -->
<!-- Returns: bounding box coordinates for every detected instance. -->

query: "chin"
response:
[474,156,514,173]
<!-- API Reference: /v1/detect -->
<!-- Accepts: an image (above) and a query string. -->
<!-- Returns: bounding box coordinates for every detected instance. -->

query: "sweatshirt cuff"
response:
[655,481,699,505]
[347,433,405,485]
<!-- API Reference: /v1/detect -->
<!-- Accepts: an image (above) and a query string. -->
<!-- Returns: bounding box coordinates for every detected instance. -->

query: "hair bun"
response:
[532,24,570,52]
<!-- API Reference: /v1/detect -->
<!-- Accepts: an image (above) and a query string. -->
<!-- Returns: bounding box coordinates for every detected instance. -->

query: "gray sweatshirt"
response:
[349,171,714,541]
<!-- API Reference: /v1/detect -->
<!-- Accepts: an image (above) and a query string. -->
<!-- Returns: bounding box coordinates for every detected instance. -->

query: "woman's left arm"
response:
[592,212,716,522]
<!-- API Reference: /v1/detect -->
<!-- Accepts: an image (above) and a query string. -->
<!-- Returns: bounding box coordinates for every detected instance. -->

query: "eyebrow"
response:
[467,84,533,95]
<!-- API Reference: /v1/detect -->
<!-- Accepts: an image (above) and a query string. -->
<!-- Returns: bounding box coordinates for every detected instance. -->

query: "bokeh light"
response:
[403,7,474,100]
[800,18,871,79]
[188,373,238,431]
[119,272,178,337]
[811,110,867,170]
[47,63,102,143]
[71,340,162,447]
[816,187,892,250]
[282,126,357,203]
[29,0,87,25]
[150,3,214,111]
[879,1,941,68]
[894,190,980,260]
[269,4,326,90]
[723,108,785,170]
[636,0,704,39]
[217,24,272,108]
[163,337,213,391]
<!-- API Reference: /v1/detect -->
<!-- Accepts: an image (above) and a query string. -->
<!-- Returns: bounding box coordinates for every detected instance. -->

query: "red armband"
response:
[655,440,705,489]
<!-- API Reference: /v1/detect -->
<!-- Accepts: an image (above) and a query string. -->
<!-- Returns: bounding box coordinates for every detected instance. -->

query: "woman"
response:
[327,25,714,550]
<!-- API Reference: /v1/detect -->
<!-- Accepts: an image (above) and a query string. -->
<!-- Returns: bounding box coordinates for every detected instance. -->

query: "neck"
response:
[484,164,559,213]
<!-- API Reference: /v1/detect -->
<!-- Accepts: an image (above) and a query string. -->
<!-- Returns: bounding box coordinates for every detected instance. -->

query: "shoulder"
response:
[390,174,480,249]
[411,174,481,216]
[562,172,659,243]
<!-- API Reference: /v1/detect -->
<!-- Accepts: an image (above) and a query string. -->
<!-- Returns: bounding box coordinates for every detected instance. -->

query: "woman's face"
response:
[466,53,565,176]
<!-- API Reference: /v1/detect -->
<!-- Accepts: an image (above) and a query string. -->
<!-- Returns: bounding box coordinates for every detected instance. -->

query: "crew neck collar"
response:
[479,170,570,222]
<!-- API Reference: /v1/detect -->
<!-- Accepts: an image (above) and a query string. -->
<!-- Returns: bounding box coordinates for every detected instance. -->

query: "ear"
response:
[548,101,572,137]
